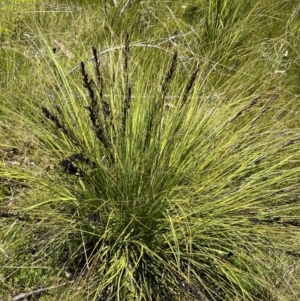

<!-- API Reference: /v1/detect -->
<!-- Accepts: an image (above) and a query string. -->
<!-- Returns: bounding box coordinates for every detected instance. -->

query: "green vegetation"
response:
[1,0,300,300]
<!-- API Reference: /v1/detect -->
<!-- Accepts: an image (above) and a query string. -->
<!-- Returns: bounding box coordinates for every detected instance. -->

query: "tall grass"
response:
[1,1,300,300]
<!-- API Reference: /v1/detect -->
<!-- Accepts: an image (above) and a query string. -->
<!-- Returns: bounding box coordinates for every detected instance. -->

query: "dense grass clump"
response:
[1,1,300,301]
[1,38,300,300]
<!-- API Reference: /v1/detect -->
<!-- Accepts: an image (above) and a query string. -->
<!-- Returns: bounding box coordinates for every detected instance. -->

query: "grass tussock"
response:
[1,1,300,301]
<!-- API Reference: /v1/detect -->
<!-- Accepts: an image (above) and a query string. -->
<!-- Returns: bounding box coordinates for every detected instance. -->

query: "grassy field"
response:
[1,0,300,300]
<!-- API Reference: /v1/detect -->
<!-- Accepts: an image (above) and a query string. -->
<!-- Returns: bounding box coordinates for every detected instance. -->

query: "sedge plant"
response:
[1,1,300,300]
[1,31,300,301]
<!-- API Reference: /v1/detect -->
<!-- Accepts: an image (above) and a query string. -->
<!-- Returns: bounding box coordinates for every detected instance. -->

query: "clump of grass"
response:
[1,1,300,300]
[1,28,300,301]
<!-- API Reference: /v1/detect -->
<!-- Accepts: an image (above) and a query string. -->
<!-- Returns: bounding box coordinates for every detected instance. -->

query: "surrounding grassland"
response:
[1,0,300,300]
